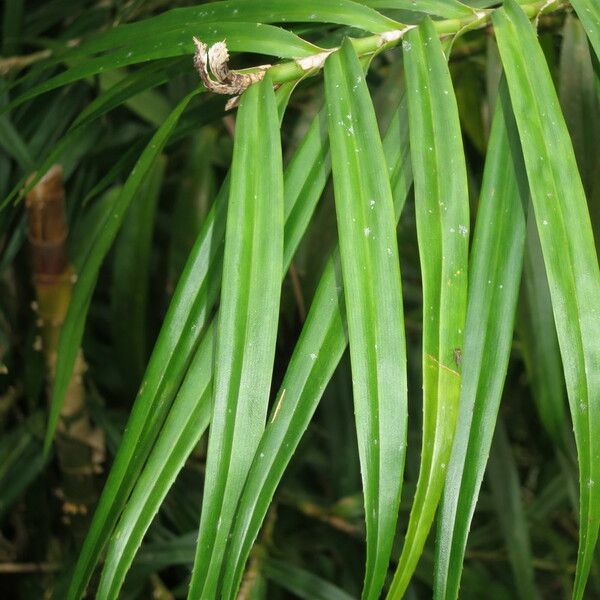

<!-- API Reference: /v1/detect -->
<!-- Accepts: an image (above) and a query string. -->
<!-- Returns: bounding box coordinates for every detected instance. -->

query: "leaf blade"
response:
[433,79,528,600]
[46,89,201,456]
[493,2,600,598]
[324,38,407,600]
[187,73,284,599]
[222,91,413,600]
[570,0,600,63]
[63,90,202,600]
[387,17,469,599]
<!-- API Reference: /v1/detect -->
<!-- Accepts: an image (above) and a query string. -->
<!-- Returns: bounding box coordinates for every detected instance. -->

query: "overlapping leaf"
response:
[221,92,412,600]
[46,89,201,457]
[72,85,316,600]
[187,73,284,599]
[388,17,469,599]
[493,2,600,598]
[3,24,317,113]
[324,38,407,599]
[433,79,528,599]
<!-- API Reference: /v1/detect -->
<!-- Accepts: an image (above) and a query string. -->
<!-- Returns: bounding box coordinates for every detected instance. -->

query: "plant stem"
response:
[260,1,567,87]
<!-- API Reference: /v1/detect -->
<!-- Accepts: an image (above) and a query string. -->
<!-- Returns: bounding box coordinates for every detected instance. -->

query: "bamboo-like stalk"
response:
[26,165,104,544]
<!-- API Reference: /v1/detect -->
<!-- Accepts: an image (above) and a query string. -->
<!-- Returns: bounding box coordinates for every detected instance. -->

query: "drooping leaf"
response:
[96,324,215,599]
[70,86,300,600]
[570,0,600,62]
[493,2,600,598]
[324,38,407,599]
[433,79,528,600]
[54,0,401,60]
[222,86,412,600]
[3,24,318,113]
[63,90,203,600]
[360,0,475,20]
[388,17,469,599]
[46,89,202,457]
[187,73,284,599]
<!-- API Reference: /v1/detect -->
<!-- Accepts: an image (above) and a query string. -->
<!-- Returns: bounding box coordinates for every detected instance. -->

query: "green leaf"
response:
[570,0,600,63]
[46,91,201,457]
[433,79,528,600]
[187,73,284,599]
[110,155,164,393]
[487,420,539,600]
[96,98,331,598]
[97,324,215,599]
[101,77,411,600]
[387,17,469,599]
[359,0,475,19]
[324,38,407,600]
[263,557,356,600]
[222,88,412,600]
[69,86,296,600]
[60,0,400,60]
[3,24,318,113]
[493,2,600,598]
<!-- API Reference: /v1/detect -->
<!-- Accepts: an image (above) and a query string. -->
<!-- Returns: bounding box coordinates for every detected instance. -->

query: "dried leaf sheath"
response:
[26,166,104,542]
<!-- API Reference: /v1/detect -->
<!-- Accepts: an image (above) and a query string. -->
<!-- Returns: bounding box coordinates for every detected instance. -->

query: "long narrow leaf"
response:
[97,100,331,598]
[222,89,413,600]
[360,0,475,19]
[67,86,294,600]
[54,0,400,60]
[97,324,214,599]
[3,24,318,113]
[324,38,407,600]
[46,89,201,456]
[493,2,600,598]
[570,0,600,62]
[388,17,469,599]
[433,79,528,600]
[187,73,284,599]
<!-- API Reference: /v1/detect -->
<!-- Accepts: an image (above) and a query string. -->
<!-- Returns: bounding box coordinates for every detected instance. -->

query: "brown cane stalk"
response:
[26,165,104,544]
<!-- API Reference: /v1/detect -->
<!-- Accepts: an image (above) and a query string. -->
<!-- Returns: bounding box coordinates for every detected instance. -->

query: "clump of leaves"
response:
[1,1,599,599]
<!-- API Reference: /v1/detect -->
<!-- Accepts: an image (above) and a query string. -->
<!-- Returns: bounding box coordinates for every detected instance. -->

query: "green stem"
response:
[256,1,567,87]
